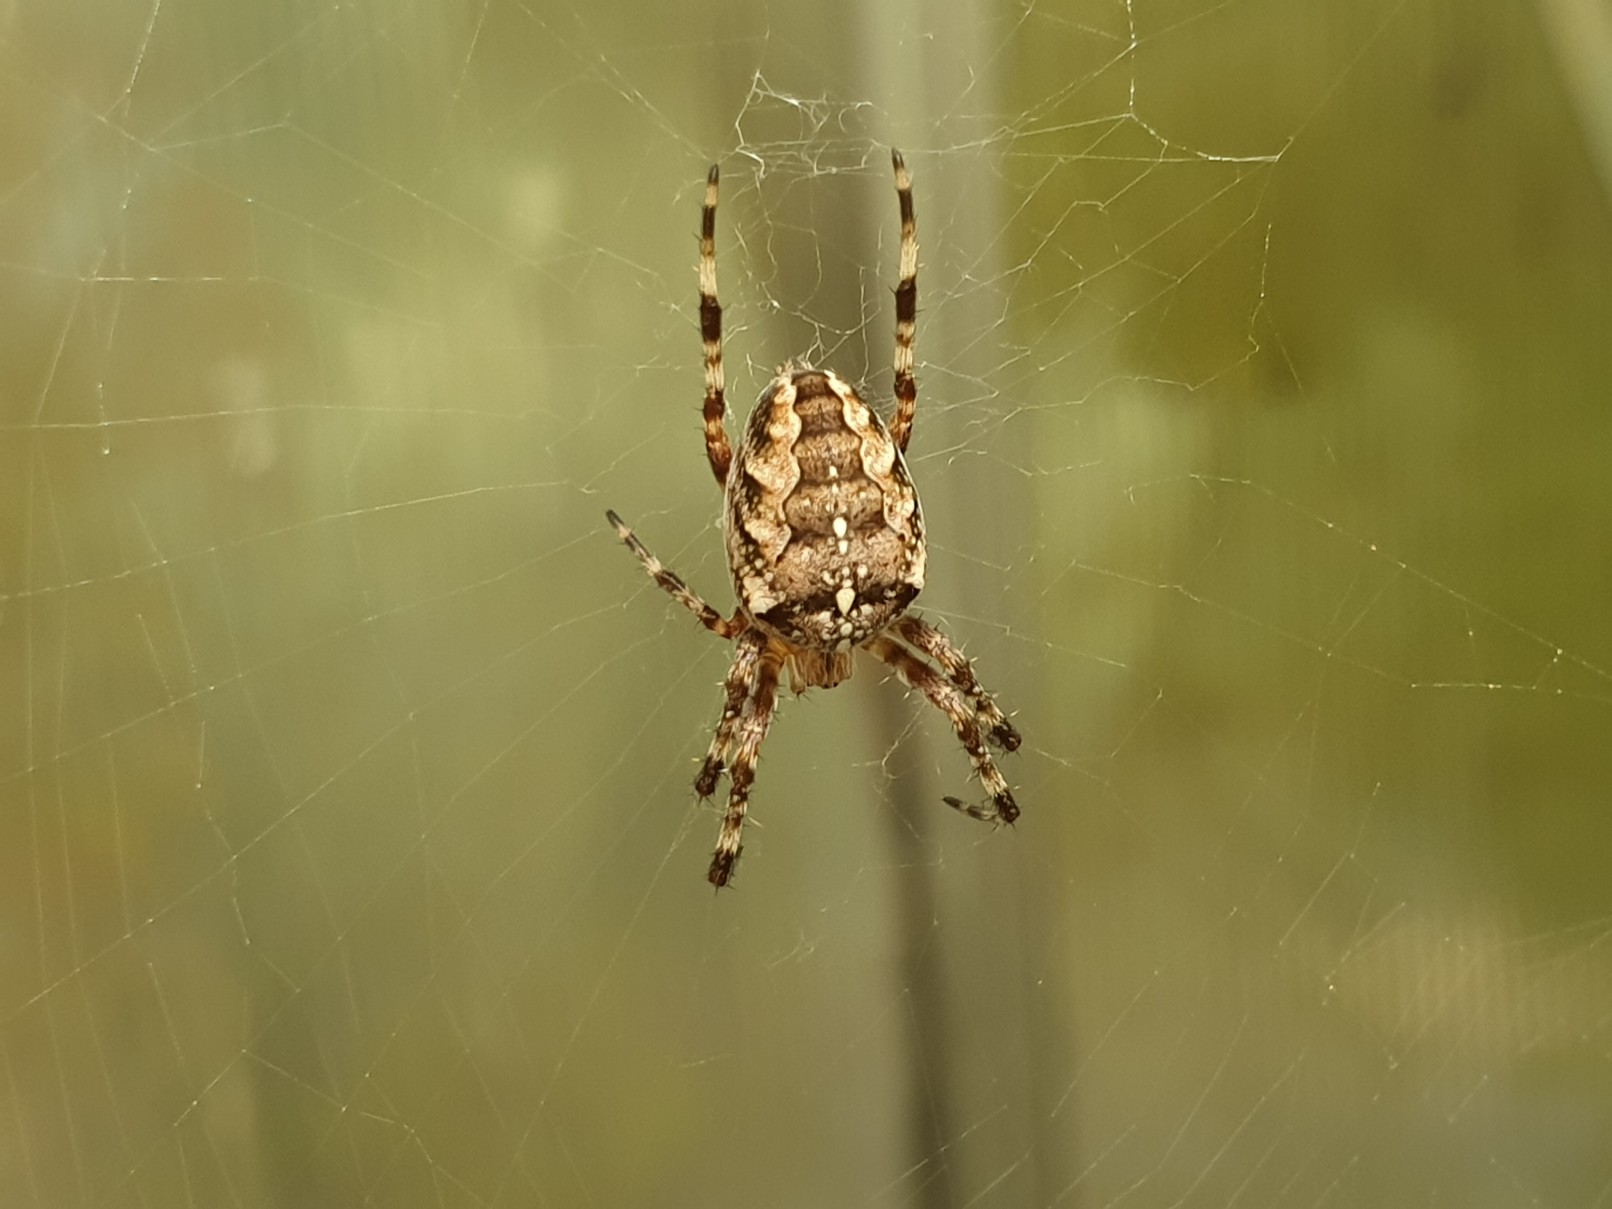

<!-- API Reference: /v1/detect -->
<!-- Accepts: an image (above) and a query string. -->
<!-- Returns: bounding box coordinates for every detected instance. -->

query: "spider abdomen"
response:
[726,367,926,666]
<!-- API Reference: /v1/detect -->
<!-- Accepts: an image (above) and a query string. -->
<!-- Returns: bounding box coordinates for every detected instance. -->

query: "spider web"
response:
[4,0,1612,1205]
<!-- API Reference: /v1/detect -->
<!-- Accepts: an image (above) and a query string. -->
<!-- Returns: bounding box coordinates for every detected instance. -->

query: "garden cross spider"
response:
[607,150,1021,887]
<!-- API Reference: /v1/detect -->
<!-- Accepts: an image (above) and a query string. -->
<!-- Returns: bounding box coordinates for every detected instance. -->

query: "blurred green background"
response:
[3,0,1611,1205]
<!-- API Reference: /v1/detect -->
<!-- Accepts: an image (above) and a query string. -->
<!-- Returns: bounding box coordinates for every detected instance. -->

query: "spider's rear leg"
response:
[695,628,765,797]
[892,615,1020,751]
[709,649,784,887]
[866,634,1020,826]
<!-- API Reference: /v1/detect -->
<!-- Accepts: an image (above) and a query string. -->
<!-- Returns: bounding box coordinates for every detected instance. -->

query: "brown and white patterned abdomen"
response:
[725,368,926,680]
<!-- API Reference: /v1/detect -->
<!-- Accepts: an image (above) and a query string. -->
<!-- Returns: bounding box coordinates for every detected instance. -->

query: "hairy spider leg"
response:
[709,646,784,886]
[888,149,919,453]
[892,614,1020,751]
[865,633,1019,825]
[605,510,743,639]
[695,627,766,796]
[700,165,732,485]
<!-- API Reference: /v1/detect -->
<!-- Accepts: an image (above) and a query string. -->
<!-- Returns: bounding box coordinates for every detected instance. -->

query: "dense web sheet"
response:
[4,0,1612,1205]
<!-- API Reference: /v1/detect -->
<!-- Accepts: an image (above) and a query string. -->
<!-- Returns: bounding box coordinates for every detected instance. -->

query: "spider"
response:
[607,150,1021,887]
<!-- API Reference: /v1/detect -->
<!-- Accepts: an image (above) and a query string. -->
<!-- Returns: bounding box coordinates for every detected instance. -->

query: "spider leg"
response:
[709,646,784,887]
[700,165,733,486]
[865,633,1019,825]
[605,510,743,638]
[892,615,1021,751]
[888,148,919,454]
[695,628,765,797]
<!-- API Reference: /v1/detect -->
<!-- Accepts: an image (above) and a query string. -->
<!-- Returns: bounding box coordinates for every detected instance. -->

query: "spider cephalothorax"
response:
[607,151,1020,887]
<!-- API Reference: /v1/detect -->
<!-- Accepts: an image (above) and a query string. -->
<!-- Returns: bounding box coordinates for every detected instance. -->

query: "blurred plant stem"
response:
[875,688,960,1209]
